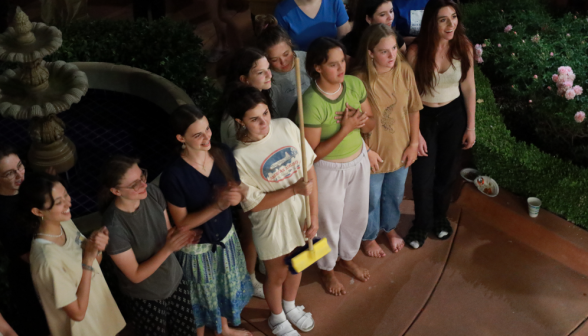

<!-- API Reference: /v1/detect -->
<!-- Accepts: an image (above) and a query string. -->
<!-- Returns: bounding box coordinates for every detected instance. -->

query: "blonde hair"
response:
[353,24,412,116]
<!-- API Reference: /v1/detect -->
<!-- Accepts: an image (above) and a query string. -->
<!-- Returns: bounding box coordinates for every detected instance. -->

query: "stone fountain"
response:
[0,7,88,173]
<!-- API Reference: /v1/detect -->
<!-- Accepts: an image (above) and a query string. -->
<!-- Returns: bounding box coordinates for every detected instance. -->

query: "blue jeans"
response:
[363,167,409,241]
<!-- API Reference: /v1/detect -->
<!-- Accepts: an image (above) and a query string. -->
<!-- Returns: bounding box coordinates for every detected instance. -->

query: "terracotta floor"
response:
[9,2,588,335]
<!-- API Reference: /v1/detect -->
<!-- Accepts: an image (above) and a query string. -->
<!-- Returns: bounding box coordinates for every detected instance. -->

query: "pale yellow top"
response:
[30,220,126,336]
[421,59,462,103]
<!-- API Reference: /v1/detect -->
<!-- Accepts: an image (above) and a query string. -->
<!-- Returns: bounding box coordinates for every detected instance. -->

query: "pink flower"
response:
[573,85,583,95]
[563,80,573,89]
[575,111,586,123]
[504,25,513,33]
[531,34,540,43]
[565,89,576,100]
[574,16,577,19]
[512,53,515,56]
[476,56,484,64]
[552,74,559,82]
[567,33,571,37]
[482,43,487,47]
[498,44,502,47]
[547,86,552,90]
[533,75,538,79]
[529,100,532,103]
[501,9,504,12]
[514,31,518,35]
[550,52,554,56]
[474,44,483,57]
[558,66,573,75]
[522,39,526,43]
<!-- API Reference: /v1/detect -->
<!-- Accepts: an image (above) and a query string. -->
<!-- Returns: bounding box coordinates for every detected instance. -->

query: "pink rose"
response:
[498,44,502,47]
[575,111,586,123]
[547,86,552,90]
[574,16,577,19]
[504,25,513,33]
[573,85,583,95]
[474,44,483,57]
[476,56,484,64]
[482,43,487,47]
[533,75,538,79]
[529,100,532,103]
[552,74,559,82]
[550,52,554,56]
[512,53,515,56]
[567,33,571,37]
[565,89,576,100]
[531,34,540,43]
[514,31,518,35]
[563,80,573,89]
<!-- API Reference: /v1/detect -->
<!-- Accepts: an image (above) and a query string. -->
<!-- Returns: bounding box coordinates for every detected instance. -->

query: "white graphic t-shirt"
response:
[233,118,317,260]
[410,10,424,35]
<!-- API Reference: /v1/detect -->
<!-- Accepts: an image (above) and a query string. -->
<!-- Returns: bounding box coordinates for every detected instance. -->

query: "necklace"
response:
[182,150,207,168]
[315,80,342,95]
[37,225,63,238]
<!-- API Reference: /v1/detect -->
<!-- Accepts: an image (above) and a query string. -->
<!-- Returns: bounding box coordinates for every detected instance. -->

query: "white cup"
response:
[527,197,542,218]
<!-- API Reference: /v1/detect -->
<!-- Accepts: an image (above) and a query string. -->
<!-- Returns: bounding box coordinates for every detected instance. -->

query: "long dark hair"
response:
[98,155,140,213]
[171,105,235,183]
[17,172,62,234]
[413,0,471,96]
[221,48,276,120]
[306,37,347,80]
[347,0,392,55]
[226,85,271,141]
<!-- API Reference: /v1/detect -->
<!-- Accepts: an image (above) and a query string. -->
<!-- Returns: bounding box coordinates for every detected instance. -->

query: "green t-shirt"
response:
[301,75,367,160]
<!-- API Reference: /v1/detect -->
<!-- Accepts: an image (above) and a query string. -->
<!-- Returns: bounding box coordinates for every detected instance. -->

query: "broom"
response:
[285,57,331,274]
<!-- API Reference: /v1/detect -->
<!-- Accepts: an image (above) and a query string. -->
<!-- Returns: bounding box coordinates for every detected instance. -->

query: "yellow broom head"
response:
[291,238,331,273]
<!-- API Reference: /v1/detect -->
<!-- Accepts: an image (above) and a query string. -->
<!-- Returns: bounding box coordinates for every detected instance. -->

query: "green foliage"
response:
[463,0,588,167]
[47,18,220,120]
[473,66,588,228]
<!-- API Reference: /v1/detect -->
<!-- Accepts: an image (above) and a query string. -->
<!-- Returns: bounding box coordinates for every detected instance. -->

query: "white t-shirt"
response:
[30,220,126,336]
[233,118,317,260]
[270,51,311,119]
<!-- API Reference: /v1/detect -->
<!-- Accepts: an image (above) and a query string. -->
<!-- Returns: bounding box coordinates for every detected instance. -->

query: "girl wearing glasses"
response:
[99,156,198,336]
[0,144,49,336]
[19,173,126,336]
[160,105,253,336]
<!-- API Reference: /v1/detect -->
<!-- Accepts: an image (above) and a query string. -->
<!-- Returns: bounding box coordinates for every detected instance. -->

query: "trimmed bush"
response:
[473,66,588,228]
[46,18,220,119]
[463,0,588,167]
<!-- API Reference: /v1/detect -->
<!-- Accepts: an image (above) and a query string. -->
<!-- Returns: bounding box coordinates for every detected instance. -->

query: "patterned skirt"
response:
[176,225,253,334]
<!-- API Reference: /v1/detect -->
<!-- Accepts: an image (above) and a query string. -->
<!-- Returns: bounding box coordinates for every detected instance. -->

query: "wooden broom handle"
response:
[295,57,314,250]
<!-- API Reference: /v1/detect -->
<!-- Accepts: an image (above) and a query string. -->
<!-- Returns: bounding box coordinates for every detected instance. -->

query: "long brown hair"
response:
[98,156,140,213]
[170,105,235,184]
[353,24,410,116]
[413,0,471,96]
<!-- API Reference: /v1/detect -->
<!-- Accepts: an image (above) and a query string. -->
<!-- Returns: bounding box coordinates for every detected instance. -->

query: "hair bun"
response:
[254,14,279,35]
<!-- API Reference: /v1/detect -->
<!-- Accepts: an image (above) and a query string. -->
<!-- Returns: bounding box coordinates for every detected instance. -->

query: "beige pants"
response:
[315,146,370,271]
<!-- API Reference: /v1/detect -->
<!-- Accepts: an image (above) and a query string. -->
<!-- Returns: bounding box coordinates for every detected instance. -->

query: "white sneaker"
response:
[285,306,314,332]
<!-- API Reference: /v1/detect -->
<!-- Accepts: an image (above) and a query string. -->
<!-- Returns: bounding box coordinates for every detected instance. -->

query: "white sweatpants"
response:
[315,146,370,271]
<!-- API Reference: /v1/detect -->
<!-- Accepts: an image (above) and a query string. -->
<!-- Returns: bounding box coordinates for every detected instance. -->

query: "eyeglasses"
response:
[0,162,25,180]
[118,169,148,192]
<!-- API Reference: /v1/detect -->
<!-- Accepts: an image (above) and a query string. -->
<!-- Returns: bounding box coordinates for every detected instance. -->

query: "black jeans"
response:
[133,0,166,20]
[411,96,467,230]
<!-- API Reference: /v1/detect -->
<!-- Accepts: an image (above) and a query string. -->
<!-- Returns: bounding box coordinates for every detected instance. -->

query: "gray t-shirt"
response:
[270,50,312,119]
[103,184,183,301]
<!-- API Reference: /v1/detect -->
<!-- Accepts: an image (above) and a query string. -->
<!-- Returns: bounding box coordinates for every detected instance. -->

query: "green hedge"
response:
[473,66,588,227]
[47,18,220,119]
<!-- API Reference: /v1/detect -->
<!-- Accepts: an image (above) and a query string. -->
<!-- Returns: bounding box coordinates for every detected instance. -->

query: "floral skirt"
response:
[176,226,253,334]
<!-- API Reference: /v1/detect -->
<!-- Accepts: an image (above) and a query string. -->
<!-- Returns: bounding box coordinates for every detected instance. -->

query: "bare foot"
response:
[218,326,253,336]
[361,240,386,258]
[320,270,347,296]
[340,259,370,282]
[385,229,405,253]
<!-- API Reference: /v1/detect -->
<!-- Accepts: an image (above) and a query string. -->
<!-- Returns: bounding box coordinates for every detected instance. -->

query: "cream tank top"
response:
[421,59,461,104]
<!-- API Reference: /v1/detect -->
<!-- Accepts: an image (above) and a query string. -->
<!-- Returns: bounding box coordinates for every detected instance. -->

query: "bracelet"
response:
[82,263,94,272]
[467,127,475,131]
[366,148,371,153]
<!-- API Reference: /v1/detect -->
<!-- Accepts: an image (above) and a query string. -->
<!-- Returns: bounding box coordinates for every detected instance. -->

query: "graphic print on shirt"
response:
[410,10,424,35]
[260,146,300,182]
